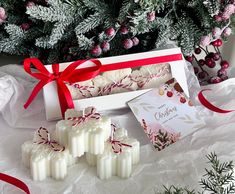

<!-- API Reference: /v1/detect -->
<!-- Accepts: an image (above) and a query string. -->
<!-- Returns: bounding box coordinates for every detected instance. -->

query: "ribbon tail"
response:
[198,89,234,113]
[24,80,49,109]
[57,81,74,118]
[0,173,30,194]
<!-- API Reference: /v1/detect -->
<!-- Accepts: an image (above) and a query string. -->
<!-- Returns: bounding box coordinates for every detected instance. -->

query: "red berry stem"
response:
[199,46,209,55]
[206,46,209,54]
[193,54,209,76]
[213,46,222,60]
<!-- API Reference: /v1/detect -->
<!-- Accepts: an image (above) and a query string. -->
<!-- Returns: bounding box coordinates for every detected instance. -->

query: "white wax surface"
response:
[86,128,140,179]
[22,141,77,181]
[56,109,111,157]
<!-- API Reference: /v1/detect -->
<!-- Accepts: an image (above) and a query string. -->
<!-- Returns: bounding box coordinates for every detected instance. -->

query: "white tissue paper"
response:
[0,61,235,194]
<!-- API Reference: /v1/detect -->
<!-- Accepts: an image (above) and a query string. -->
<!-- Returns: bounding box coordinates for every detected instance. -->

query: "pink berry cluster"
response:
[200,1,235,47]
[214,2,235,21]
[186,39,229,84]
[91,26,140,57]
[147,11,156,22]
[0,7,7,24]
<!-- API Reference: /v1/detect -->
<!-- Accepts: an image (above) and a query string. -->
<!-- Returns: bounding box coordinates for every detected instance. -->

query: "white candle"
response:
[56,107,111,157]
[22,127,77,181]
[93,69,138,96]
[67,80,97,100]
[86,127,140,179]
[131,63,171,89]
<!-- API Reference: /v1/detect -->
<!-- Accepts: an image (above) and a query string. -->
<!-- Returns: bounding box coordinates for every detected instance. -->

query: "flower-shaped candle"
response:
[56,107,111,157]
[86,125,140,179]
[22,127,77,181]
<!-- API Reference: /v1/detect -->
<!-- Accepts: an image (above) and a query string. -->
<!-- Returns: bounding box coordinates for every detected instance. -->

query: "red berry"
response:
[213,53,220,61]
[198,71,207,79]
[180,97,186,103]
[205,58,216,68]
[185,56,194,63]
[21,23,30,30]
[194,48,201,54]
[217,68,227,77]
[120,26,129,35]
[220,75,229,81]
[194,67,199,74]
[199,59,205,66]
[132,37,139,46]
[210,77,222,84]
[220,60,230,69]
[147,11,155,21]
[214,14,222,22]
[26,1,35,7]
[211,40,218,46]
[123,39,133,49]
[91,45,102,56]
[205,52,214,60]
[216,39,223,47]
[105,27,115,37]
[101,42,110,52]
[167,91,173,97]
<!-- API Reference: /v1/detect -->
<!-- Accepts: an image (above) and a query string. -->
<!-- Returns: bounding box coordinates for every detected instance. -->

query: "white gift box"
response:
[43,48,189,121]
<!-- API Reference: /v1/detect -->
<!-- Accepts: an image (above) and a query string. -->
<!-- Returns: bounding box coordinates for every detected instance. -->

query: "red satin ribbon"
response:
[24,58,102,117]
[198,89,234,113]
[0,173,30,194]
[24,53,182,116]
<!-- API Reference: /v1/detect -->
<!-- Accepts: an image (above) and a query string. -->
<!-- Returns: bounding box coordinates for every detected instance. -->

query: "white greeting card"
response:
[128,78,205,151]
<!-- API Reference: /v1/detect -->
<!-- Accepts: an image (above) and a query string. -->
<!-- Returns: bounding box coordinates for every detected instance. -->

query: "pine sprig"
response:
[156,153,235,194]
[199,152,235,194]
[156,186,196,194]
[75,12,103,35]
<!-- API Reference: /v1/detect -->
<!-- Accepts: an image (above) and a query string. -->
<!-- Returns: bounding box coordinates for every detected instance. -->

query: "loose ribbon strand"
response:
[0,173,30,194]
[198,89,234,113]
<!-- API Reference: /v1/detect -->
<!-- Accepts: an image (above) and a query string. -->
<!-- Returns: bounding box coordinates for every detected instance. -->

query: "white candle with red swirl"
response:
[86,126,140,179]
[21,127,77,181]
[56,107,111,157]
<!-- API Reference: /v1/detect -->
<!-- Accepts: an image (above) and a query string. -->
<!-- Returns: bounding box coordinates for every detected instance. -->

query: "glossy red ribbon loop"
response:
[0,173,30,194]
[24,58,102,117]
[198,89,234,113]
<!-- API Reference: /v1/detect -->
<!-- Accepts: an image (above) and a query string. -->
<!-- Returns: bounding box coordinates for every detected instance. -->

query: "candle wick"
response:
[111,129,114,141]
[48,133,50,142]
[82,109,85,117]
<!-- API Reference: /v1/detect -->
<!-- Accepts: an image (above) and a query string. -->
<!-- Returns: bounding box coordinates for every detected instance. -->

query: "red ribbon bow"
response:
[24,58,102,117]
[67,107,101,126]
[34,127,65,152]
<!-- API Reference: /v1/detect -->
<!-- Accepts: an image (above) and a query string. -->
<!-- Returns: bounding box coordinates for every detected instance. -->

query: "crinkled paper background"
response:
[0,63,235,194]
